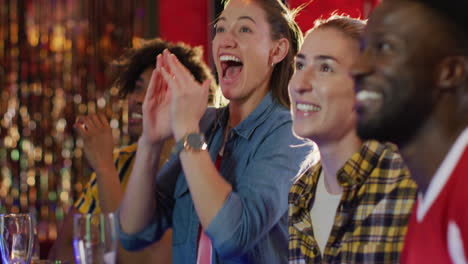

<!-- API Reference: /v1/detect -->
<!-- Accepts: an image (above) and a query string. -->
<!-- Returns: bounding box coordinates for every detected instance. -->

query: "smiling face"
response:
[127,68,152,141]
[352,0,446,146]
[213,0,278,105]
[289,27,360,143]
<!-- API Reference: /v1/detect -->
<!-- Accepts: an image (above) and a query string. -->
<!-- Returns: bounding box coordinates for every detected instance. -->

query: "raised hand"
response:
[74,113,115,173]
[160,49,211,141]
[140,54,173,145]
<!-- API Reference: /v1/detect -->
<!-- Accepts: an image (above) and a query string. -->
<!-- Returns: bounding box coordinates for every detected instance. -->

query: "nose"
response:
[218,29,237,49]
[290,69,313,95]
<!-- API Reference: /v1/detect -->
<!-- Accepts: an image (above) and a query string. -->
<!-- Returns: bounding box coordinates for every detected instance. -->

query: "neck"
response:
[316,130,362,194]
[130,135,139,144]
[399,104,468,195]
[228,88,269,127]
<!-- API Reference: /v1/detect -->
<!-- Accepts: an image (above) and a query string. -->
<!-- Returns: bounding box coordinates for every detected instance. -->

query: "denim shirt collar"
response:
[215,92,277,140]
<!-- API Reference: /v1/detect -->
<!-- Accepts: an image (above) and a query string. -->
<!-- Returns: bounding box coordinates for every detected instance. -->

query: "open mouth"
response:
[131,112,143,119]
[355,90,383,116]
[296,103,321,113]
[294,102,322,117]
[356,90,382,102]
[129,112,143,124]
[220,55,243,82]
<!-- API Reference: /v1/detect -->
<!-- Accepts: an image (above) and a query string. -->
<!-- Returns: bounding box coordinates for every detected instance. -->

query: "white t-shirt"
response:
[309,171,343,254]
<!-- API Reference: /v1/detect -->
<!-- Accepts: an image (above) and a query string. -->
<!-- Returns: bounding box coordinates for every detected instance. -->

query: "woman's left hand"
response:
[160,49,211,141]
[74,113,115,173]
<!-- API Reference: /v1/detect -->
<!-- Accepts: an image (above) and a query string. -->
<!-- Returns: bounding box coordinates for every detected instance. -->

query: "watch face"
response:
[186,133,205,149]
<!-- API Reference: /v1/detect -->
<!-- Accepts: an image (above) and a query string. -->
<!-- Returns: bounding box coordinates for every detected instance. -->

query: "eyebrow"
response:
[315,55,339,63]
[238,16,256,24]
[214,16,256,24]
[296,54,339,63]
[215,17,226,24]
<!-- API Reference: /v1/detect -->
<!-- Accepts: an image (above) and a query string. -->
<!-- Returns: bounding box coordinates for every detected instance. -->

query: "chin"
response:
[356,110,424,148]
[220,89,235,101]
[356,100,392,140]
[221,88,249,104]
[293,123,314,140]
[357,118,386,140]
[128,128,142,140]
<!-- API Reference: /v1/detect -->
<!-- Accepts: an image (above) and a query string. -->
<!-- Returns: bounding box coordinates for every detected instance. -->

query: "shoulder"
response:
[202,106,219,121]
[113,144,138,165]
[267,104,293,126]
[363,141,417,193]
[255,104,295,142]
[198,107,222,134]
[379,142,406,165]
[365,142,418,201]
[449,156,468,212]
[250,104,313,161]
[117,143,138,154]
[367,140,410,177]
[289,163,320,200]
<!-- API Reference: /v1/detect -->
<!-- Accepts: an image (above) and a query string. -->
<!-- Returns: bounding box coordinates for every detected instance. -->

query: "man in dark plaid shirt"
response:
[287,16,417,263]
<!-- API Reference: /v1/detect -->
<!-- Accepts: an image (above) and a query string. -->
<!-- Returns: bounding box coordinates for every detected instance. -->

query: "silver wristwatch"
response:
[171,133,207,156]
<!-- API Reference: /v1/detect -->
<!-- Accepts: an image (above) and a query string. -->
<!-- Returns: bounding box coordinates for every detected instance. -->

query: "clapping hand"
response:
[159,49,211,141]
[74,114,115,173]
[139,53,173,145]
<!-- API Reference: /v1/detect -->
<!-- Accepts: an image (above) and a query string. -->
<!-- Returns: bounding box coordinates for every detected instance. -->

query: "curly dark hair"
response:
[112,38,218,104]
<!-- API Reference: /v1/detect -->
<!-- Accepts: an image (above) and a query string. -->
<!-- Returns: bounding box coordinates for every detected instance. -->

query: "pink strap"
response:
[196,154,222,263]
[196,227,212,264]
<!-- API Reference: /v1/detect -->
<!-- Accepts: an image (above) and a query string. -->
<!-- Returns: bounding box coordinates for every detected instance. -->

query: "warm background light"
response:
[0,0,377,258]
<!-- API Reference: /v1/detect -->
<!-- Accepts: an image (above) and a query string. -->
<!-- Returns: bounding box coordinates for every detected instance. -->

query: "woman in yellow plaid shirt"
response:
[287,16,417,263]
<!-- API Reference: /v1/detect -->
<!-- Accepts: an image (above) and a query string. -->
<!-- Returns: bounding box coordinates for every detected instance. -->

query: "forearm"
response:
[116,229,172,264]
[179,150,232,229]
[49,207,78,263]
[94,166,123,213]
[119,139,163,234]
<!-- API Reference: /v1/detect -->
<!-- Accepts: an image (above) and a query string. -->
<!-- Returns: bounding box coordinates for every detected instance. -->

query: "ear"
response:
[269,38,289,66]
[437,56,467,91]
[438,56,468,112]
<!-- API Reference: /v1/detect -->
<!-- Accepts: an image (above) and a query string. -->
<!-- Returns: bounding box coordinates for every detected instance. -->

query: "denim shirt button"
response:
[224,148,230,157]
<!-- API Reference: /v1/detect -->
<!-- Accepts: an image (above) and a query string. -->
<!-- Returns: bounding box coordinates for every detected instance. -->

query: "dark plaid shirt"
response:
[289,140,417,263]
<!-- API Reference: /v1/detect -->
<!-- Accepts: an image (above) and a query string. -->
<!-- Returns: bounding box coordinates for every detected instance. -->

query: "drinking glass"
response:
[31,260,68,264]
[0,213,34,264]
[73,213,117,264]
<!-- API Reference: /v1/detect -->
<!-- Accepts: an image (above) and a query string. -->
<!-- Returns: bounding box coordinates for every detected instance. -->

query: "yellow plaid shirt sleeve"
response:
[289,140,417,263]
[74,144,137,214]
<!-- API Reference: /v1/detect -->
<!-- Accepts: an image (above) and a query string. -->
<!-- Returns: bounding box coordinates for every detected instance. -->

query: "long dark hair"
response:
[222,0,303,108]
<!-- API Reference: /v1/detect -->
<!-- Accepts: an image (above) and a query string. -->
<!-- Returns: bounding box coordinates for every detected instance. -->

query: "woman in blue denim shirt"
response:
[118,0,313,263]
